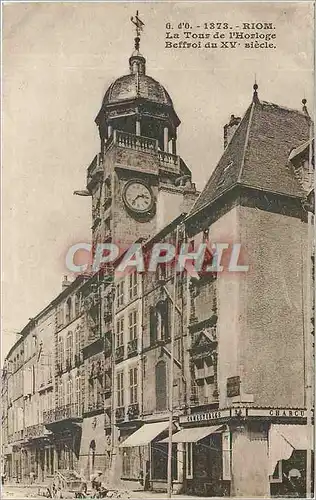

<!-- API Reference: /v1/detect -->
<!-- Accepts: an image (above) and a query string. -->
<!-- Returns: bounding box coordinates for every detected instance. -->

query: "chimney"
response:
[62,275,71,291]
[224,114,241,149]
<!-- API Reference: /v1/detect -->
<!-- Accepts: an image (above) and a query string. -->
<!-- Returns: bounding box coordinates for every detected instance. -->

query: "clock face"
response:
[123,181,154,214]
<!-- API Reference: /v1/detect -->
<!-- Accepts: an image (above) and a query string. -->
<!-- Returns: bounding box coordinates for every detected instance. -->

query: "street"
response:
[1,486,204,500]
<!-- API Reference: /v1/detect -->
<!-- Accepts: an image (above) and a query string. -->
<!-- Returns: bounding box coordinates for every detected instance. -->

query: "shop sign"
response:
[226,376,240,397]
[222,430,231,480]
[248,408,306,418]
[180,409,230,423]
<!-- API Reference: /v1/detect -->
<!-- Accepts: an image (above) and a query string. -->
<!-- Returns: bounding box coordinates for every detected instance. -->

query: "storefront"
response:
[160,424,229,496]
[119,420,178,491]
[116,408,313,496]
[176,407,313,497]
[269,424,314,497]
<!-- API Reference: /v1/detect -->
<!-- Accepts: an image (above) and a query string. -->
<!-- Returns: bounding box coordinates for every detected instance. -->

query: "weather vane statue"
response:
[130,10,145,51]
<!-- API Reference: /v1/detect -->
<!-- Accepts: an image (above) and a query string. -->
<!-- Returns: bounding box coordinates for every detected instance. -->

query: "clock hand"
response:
[132,194,142,205]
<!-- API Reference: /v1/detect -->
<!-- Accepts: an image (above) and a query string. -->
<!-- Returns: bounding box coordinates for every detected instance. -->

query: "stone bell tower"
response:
[85,13,197,252]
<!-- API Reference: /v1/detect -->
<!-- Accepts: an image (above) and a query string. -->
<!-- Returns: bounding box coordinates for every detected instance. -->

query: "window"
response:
[104,217,111,238]
[173,378,181,408]
[75,376,81,413]
[75,328,81,358]
[104,180,111,203]
[186,443,193,479]
[128,273,138,300]
[65,297,72,324]
[66,377,73,406]
[155,360,167,411]
[129,367,138,404]
[149,307,157,345]
[158,300,170,340]
[38,363,44,388]
[48,391,53,411]
[196,378,214,405]
[57,306,63,328]
[116,281,124,308]
[58,379,64,408]
[149,301,170,345]
[66,332,73,364]
[128,310,138,341]
[117,372,124,408]
[58,336,64,368]
[116,317,124,347]
[74,294,80,317]
[88,377,97,410]
[32,365,36,394]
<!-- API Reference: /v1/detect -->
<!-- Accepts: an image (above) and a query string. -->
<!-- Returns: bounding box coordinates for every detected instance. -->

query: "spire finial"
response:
[131,10,145,51]
[252,78,259,103]
[302,97,309,116]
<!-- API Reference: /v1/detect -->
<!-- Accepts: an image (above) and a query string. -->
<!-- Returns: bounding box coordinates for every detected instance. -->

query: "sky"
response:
[2,1,314,362]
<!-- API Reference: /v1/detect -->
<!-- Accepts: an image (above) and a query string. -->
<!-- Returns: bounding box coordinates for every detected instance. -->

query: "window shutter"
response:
[155,360,167,411]
[162,300,170,339]
[149,306,157,345]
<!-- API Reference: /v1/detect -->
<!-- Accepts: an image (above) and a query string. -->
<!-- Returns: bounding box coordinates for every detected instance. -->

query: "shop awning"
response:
[268,425,314,476]
[160,425,225,443]
[119,422,169,448]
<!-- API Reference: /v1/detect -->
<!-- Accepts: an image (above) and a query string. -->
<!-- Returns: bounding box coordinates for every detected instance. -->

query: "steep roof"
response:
[189,99,310,217]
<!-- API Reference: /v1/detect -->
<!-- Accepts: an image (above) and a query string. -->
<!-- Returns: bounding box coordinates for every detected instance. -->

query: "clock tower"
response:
[86,14,197,252]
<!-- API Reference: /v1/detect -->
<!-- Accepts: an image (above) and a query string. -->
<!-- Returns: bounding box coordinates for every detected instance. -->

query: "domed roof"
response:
[103,73,174,107]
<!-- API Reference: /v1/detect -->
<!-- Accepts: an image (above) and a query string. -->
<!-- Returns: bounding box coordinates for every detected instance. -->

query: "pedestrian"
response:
[138,469,143,487]
[46,487,53,498]
[144,461,150,491]
[91,470,102,493]
[55,486,63,499]
[78,480,88,498]
[30,470,35,484]
[51,482,57,498]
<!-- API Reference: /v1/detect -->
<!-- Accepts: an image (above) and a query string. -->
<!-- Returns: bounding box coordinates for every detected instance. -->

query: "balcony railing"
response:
[127,403,139,420]
[24,423,47,440]
[85,400,104,414]
[158,151,180,172]
[115,346,124,362]
[8,430,24,444]
[190,389,219,407]
[116,407,125,422]
[83,330,101,349]
[43,403,82,425]
[127,338,138,357]
[114,130,157,153]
